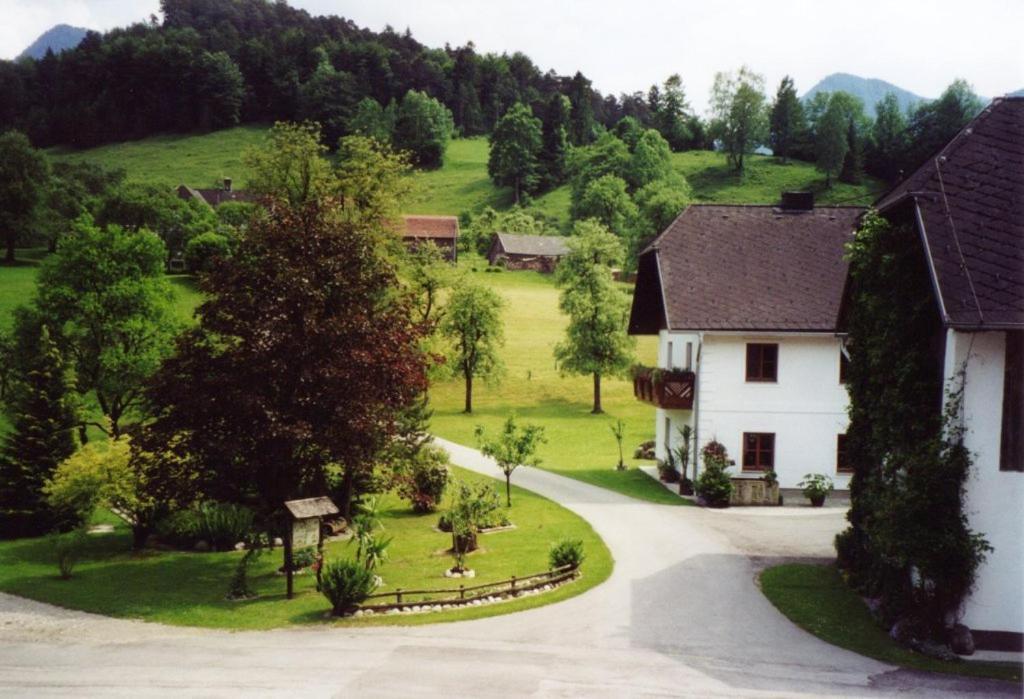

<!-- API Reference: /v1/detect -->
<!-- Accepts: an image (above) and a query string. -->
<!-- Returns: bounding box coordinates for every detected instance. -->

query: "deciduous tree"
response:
[245,121,334,208]
[475,415,545,506]
[867,93,909,182]
[34,216,175,438]
[553,221,635,413]
[393,90,454,169]
[709,66,768,173]
[572,174,638,240]
[487,102,542,204]
[141,200,430,519]
[441,281,505,414]
[0,130,49,263]
[816,98,849,187]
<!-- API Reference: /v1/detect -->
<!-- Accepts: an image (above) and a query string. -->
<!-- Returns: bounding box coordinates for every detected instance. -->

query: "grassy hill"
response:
[51,128,884,225]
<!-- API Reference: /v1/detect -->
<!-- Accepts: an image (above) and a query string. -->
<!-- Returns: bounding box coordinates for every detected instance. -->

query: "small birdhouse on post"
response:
[282,496,339,599]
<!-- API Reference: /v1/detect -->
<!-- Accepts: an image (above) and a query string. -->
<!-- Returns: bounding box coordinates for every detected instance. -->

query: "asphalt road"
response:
[0,438,1016,697]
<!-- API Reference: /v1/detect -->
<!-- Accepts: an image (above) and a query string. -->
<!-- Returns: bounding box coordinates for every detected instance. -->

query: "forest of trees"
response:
[0,0,989,194]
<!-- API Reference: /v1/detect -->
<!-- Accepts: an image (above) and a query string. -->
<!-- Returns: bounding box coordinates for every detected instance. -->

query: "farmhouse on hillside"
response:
[628,193,865,492]
[487,232,570,272]
[840,96,1023,651]
[176,178,255,207]
[400,215,459,262]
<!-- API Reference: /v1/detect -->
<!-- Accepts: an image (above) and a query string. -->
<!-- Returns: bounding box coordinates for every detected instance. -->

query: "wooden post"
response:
[510,575,517,595]
[396,588,403,605]
[315,517,323,592]
[459,584,465,600]
[284,526,294,600]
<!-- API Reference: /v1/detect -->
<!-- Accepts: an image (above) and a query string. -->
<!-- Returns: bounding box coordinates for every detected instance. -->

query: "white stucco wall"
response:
[946,330,1024,636]
[655,331,850,489]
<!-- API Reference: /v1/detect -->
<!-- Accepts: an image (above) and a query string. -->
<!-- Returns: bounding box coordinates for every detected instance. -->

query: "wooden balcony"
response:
[632,366,695,410]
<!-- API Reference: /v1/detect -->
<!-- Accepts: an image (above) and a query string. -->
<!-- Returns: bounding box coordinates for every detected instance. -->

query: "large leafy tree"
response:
[539,94,571,189]
[245,121,334,208]
[487,102,542,205]
[709,66,768,173]
[141,200,430,519]
[441,281,505,414]
[769,76,804,163]
[332,135,411,225]
[815,98,849,187]
[572,174,638,240]
[867,93,909,182]
[0,325,78,538]
[193,50,245,130]
[0,130,50,263]
[627,129,673,190]
[553,221,635,414]
[652,74,692,150]
[904,79,982,172]
[393,90,455,169]
[298,51,360,146]
[34,216,175,438]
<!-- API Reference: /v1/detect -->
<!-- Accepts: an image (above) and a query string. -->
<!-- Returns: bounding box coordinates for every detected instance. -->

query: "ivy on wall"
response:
[835,211,991,640]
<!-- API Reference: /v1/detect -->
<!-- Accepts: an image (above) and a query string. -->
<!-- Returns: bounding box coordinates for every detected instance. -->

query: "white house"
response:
[628,196,865,490]
[863,96,1023,651]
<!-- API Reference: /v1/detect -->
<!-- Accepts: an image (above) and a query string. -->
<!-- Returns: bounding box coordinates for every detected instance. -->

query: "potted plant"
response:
[798,473,834,507]
[675,425,694,495]
[695,439,734,508]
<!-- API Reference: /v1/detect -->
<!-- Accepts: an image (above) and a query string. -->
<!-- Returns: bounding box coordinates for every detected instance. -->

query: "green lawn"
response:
[760,563,1022,684]
[0,466,611,629]
[428,259,684,505]
[49,128,883,231]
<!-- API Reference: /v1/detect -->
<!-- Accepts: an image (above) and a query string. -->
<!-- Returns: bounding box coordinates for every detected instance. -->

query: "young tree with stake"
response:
[475,415,546,507]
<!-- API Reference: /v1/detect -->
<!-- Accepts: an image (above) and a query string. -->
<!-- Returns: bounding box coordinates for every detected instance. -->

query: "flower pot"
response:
[809,494,826,507]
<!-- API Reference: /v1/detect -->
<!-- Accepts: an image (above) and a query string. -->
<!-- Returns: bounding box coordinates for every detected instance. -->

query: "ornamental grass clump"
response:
[695,439,734,508]
[50,527,88,580]
[321,559,377,615]
[549,538,585,570]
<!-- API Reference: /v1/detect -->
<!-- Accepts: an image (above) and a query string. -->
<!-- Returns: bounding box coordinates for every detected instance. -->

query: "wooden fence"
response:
[359,564,578,612]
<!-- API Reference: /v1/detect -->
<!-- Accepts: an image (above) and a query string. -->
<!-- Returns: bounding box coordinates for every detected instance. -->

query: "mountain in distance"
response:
[17,24,89,60]
[801,72,926,117]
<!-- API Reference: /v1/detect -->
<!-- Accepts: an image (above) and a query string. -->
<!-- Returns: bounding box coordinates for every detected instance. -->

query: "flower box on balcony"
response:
[632,366,695,410]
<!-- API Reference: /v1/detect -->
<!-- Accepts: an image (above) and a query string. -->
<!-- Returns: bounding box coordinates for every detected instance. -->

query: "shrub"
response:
[156,501,254,551]
[51,527,88,580]
[549,538,585,570]
[656,457,680,483]
[184,232,231,273]
[695,439,734,507]
[321,559,377,615]
[396,445,450,513]
[292,546,316,569]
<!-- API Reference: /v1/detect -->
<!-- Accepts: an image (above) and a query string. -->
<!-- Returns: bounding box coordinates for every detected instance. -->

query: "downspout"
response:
[692,332,704,482]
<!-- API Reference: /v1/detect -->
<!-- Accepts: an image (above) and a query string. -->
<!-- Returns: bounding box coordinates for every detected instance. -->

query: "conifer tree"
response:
[539,94,571,190]
[839,118,864,185]
[0,325,77,538]
[769,76,804,163]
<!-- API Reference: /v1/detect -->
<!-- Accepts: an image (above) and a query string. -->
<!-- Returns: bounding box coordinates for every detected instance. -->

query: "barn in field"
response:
[401,215,459,262]
[486,232,570,272]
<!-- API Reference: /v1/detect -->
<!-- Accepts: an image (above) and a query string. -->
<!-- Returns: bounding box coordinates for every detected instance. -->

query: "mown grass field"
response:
[761,563,1022,684]
[0,466,611,630]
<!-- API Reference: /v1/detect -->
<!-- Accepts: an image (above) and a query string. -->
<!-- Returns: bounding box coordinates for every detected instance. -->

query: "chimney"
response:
[223,177,232,192]
[780,191,814,211]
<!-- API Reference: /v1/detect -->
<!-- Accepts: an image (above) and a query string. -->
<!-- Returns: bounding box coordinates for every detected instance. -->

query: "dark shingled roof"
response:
[875,96,1024,329]
[401,215,459,239]
[492,232,570,257]
[630,205,865,333]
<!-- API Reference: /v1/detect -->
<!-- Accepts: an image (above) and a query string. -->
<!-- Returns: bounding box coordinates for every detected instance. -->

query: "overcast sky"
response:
[4,0,1022,113]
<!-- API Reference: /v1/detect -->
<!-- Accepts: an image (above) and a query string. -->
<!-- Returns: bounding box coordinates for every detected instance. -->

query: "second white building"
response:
[628,195,865,489]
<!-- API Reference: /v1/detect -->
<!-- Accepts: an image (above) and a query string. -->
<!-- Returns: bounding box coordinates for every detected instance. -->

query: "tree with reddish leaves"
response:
[139,199,430,519]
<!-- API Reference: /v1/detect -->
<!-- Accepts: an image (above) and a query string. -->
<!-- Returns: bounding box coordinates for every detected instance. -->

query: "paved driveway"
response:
[0,438,1015,697]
